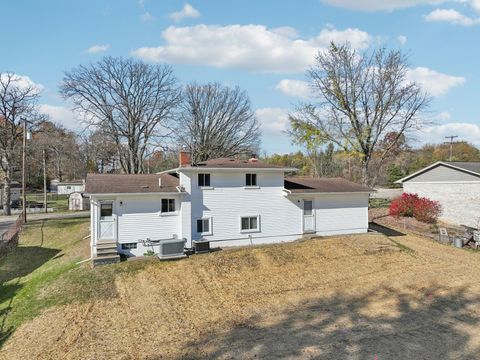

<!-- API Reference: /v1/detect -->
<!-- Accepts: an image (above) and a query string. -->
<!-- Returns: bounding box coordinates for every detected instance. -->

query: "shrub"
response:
[413,197,442,223]
[389,192,441,224]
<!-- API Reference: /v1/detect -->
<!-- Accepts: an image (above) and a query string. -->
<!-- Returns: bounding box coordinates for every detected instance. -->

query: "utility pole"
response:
[43,149,47,214]
[22,118,27,223]
[444,135,458,161]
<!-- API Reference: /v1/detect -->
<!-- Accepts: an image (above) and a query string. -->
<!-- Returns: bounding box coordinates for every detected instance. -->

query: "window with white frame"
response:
[240,216,260,232]
[245,173,257,186]
[121,243,137,250]
[161,198,175,213]
[198,173,211,187]
[196,218,212,235]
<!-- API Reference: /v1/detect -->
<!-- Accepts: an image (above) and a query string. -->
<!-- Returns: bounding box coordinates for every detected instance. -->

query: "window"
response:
[121,243,137,250]
[241,216,259,232]
[66,186,72,190]
[161,199,175,213]
[196,218,211,234]
[304,200,313,216]
[198,173,211,187]
[100,203,113,219]
[245,173,257,187]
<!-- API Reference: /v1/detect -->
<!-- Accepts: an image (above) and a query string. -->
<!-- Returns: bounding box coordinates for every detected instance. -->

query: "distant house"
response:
[0,181,21,208]
[397,161,480,227]
[57,180,85,195]
[85,152,372,259]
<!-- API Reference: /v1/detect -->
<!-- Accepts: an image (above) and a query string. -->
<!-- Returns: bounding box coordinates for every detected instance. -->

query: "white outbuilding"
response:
[396,161,480,227]
[57,180,85,195]
[69,192,90,211]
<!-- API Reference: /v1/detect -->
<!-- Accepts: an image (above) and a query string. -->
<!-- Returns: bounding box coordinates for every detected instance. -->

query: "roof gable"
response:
[397,161,480,183]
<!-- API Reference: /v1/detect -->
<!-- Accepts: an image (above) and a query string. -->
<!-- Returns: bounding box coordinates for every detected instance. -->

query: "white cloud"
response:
[320,0,445,12]
[255,107,290,135]
[424,8,480,25]
[0,73,43,92]
[406,67,465,96]
[169,4,200,22]
[87,44,110,54]
[398,35,407,45]
[141,12,154,22]
[39,104,83,131]
[419,122,480,145]
[132,24,371,73]
[276,79,311,99]
[435,111,452,121]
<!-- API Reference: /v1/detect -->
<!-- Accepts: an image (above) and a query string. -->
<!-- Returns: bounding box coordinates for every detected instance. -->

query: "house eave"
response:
[86,191,183,197]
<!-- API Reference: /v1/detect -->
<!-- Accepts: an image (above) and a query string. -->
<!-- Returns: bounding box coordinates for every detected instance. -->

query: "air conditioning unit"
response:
[158,237,187,260]
[192,239,210,254]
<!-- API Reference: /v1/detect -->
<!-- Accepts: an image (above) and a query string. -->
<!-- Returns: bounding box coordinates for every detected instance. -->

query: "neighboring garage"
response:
[396,161,480,227]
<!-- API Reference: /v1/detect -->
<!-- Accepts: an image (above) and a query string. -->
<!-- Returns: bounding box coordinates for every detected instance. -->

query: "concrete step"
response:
[96,248,119,256]
[93,254,120,266]
[97,243,117,250]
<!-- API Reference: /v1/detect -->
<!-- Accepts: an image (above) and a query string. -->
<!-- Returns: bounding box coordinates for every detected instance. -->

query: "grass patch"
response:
[25,193,69,212]
[369,198,391,208]
[0,216,160,347]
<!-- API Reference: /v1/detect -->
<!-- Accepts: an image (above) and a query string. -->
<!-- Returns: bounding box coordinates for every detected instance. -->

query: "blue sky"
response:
[2,0,479,153]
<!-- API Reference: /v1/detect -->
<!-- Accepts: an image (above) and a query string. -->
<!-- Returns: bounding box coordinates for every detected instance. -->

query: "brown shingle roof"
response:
[183,157,294,169]
[85,173,180,194]
[284,177,373,193]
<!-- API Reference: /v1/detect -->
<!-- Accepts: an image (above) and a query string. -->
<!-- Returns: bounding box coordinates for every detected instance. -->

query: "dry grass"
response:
[1,221,480,359]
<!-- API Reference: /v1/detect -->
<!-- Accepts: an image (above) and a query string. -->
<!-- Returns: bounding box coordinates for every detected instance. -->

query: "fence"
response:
[0,211,24,257]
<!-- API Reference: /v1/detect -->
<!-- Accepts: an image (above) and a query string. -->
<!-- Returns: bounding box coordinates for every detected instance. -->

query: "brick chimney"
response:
[179,150,191,167]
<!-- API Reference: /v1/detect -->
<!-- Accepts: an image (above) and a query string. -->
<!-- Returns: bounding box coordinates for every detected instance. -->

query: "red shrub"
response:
[389,193,419,217]
[413,197,442,223]
[389,192,441,224]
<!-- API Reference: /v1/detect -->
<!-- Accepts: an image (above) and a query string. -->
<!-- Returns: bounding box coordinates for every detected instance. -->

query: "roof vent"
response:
[248,157,258,163]
[141,185,149,189]
[159,177,162,187]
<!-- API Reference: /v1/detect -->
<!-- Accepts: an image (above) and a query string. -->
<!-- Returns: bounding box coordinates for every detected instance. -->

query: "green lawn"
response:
[0,217,146,347]
[25,193,69,212]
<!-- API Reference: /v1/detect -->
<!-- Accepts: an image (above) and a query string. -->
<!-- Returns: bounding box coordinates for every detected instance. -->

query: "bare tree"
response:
[60,57,182,174]
[289,43,431,186]
[0,72,46,215]
[177,82,261,163]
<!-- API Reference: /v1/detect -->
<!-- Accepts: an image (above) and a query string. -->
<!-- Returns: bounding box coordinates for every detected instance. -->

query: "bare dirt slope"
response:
[2,231,480,359]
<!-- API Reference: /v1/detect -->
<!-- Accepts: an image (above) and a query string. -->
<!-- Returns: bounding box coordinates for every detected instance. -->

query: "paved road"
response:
[371,187,403,200]
[0,219,15,238]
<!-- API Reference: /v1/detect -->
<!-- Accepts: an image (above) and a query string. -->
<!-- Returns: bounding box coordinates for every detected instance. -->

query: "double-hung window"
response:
[196,218,212,235]
[240,216,260,232]
[245,173,257,187]
[161,198,175,213]
[198,173,211,187]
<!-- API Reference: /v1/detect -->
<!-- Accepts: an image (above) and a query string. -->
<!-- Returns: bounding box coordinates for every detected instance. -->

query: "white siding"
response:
[58,184,84,195]
[314,193,369,235]
[186,171,305,247]
[116,195,181,256]
[403,182,480,227]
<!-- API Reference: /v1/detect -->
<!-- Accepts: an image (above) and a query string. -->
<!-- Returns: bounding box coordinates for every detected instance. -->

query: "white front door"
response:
[98,201,116,240]
[303,199,315,233]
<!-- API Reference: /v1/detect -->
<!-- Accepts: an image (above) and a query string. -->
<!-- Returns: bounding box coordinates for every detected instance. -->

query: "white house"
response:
[86,153,372,260]
[397,161,480,227]
[57,180,85,195]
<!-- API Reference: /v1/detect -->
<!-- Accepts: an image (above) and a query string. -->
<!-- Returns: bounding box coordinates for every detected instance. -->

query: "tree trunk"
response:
[360,159,370,187]
[3,158,12,216]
